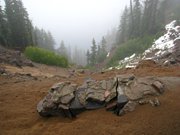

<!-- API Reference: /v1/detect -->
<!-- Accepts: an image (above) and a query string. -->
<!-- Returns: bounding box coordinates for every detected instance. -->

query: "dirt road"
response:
[0,64,180,135]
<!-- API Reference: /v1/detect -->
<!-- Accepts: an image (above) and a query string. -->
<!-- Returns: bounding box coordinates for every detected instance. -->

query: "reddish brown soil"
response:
[92,65,180,81]
[0,64,180,135]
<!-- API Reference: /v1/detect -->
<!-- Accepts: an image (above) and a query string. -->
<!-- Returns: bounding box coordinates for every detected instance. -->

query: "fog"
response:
[22,0,129,49]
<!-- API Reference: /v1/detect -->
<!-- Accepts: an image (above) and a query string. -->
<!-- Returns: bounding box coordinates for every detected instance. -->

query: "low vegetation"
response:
[107,34,161,67]
[24,47,68,67]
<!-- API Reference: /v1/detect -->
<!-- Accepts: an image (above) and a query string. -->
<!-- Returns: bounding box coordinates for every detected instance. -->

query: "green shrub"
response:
[24,46,68,67]
[107,34,161,67]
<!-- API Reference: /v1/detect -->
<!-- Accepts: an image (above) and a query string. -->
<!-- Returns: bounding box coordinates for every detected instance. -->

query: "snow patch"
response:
[142,20,180,60]
[107,52,110,58]
[165,20,177,30]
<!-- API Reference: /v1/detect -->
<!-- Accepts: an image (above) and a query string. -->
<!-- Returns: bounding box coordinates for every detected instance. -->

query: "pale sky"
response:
[22,0,129,49]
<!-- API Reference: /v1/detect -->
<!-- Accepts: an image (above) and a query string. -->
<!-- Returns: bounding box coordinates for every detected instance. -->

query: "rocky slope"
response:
[0,64,180,135]
[0,45,33,67]
[113,20,180,69]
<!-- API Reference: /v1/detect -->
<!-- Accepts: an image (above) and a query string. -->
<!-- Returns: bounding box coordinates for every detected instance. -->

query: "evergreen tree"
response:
[141,0,159,35]
[96,44,101,62]
[149,0,159,34]
[67,45,72,62]
[86,49,90,65]
[116,0,180,46]
[133,0,142,37]
[119,6,129,43]
[101,36,107,52]
[5,0,33,50]
[97,37,108,63]
[158,0,169,26]
[44,31,55,51]
[57,40,67,57]
[71,46,86,66]
[90,38,97,66]
[129,0,134,38]
[32,27,55,51]
[0,4,10,46]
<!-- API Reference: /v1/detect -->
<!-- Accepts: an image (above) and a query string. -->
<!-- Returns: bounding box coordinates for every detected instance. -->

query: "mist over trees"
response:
[0,0,55,51]
[0,0,32,49]
[0,3,9,46]
[86,37,108,66]
[33,27,55,51]
[0,0,87,66]
[107,0,180,66]
[57,40,68,58]
[4,0,33,49]
[56,40,87,66]
[72,46,87,66]
[85,0,180,67]
[117,0,180,44]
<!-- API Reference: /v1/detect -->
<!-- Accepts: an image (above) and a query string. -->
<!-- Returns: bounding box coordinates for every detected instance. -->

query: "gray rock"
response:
[101,80,107,89]
[105,89,116,102]
[60,93,74,104]
[138,99,149,105]
[122,101,137,112]
[70,95,84,109]
[152,81,164,94]
[149,98,160,107]
[77,86,87,105]
[37,75,165,118]
[56,83,76,97]
[37,100,52,117]
[105,78,118,102]
[117,74,135,84]
[50,82,77,104]
[58,104,69,110]
[0,68,6,74]
[106,101,117,111]
[37,99,44,113]
[122,77,162,100]
[86,90,105,102]
[117,86,128,103]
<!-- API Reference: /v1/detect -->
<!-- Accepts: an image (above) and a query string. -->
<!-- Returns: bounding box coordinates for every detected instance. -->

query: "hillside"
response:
[0,41,180,135]
[110,20,180,70]
[0,0,180,133]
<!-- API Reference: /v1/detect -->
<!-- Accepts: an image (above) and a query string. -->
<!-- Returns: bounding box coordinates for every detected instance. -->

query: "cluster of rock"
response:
[37,74,165,118]
[0,67,6,75]
[0,45,33,67]
[143,20,180,66]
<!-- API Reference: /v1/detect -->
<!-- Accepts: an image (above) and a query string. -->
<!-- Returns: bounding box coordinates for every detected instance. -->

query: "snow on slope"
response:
[143,20,180,60]
[108,20,180,70]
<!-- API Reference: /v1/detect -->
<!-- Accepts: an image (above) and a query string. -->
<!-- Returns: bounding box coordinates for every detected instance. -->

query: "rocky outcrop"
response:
[0,67,6,74]
[0,46,33,67]
[37,74,165,118]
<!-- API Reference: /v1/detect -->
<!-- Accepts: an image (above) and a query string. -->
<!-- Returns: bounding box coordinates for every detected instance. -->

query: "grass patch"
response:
[107,34,162,67]
[24,46,68,67]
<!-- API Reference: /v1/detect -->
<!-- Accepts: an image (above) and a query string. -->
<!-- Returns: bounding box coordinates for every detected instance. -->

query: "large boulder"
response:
[37,74,165,118]
[116,75,164,101]
[37,82,78,117]
[77,78,117,109]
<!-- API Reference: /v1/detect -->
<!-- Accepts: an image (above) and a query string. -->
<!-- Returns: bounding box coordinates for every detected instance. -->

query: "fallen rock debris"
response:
[37,74,165,118]
[0,45,33,67]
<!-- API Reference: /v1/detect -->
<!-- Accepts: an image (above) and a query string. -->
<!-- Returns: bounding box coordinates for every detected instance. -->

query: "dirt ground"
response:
[0,64,180,135]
